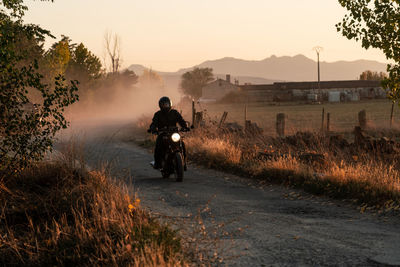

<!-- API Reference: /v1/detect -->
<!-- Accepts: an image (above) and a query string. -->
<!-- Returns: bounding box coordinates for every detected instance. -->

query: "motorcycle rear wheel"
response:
[174,153,184,182]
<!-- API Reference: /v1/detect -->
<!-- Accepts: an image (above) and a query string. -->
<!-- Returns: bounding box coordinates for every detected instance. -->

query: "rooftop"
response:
[241,80,382,91]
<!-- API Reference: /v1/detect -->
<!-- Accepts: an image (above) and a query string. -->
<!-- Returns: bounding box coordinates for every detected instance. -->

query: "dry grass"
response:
[0,149,189,266]
[196,99,400,136]
[188,136,242,167]
[183,127,400,210]
[132,111,400,212]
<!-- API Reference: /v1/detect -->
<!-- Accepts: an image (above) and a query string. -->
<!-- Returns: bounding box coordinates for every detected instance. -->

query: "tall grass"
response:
[184,127,400,208]
[188,135,242,167]
[0,149,188,266]
[132,114,400,209]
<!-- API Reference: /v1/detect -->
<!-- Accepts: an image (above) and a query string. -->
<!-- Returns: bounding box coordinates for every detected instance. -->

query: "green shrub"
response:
[0,1,79,176]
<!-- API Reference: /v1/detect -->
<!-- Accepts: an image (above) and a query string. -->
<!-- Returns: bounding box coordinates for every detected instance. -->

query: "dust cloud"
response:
[59,80,186,141]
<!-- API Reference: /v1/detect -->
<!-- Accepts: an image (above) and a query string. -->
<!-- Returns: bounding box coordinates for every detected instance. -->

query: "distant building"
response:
[200,74,240,102]
[241,80,384,103]
[240,84,290,102]
[200,79,384,103]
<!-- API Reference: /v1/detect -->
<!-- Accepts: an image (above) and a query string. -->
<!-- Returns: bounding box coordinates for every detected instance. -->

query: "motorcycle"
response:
[148,127,188,182]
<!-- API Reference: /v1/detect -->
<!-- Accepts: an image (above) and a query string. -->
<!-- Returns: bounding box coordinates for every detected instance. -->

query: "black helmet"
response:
[159,96,172,111]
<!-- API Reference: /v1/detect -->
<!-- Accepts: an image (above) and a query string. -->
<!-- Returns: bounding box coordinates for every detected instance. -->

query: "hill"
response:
[128,55,387,84]
[177,55,386,81]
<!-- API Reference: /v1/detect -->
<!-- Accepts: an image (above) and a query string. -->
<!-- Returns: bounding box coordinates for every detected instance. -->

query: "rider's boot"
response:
[150,161,161,169]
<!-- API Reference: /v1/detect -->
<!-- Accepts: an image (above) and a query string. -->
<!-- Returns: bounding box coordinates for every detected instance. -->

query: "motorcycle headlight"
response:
[171,133,181,142]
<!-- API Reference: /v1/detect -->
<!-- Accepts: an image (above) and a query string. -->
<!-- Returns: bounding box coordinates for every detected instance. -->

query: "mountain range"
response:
[128,54,387,87]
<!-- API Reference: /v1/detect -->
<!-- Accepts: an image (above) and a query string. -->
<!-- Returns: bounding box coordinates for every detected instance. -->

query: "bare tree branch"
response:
[103,30,122,73]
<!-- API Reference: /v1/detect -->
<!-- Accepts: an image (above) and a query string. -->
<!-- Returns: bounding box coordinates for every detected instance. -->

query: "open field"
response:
[191,99,400,136]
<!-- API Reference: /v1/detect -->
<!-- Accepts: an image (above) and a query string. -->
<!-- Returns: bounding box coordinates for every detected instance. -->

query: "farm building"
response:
[241,80,384,103]
[200,74,384,103]
[240,84,291,102]
[200,75,240,102]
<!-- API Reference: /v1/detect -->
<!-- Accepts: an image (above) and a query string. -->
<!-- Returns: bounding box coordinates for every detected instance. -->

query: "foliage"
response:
[336,0,400,101]
[118,69,139,88]
[1,0,52,18]
[42,37,104,102]
[99,70,139,94]
[139,68,164,89]
[45,36,72,77]
[0,1,79,176]
[180,67,214,100]
[68,43,102,80]
[65,42,103,91]
[359,70,387,81]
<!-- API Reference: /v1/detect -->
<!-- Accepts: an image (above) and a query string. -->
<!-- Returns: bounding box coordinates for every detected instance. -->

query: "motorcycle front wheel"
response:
[161,160,169,179]
[162,171,170,179]
[174,153,184,182]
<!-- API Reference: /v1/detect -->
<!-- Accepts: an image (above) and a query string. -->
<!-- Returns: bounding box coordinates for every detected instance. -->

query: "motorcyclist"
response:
[149,96,189,169]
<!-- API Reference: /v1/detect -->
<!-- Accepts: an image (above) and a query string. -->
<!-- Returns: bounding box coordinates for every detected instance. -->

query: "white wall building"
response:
[200,75,240,101]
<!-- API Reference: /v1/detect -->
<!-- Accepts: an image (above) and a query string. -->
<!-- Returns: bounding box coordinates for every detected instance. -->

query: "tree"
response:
[45,35,72,78]
[180,67,214,100]
[100,69,138,92]
[336,0,400,100]
[119,69,138,89]
[359,70,387,81]
[66,43,103,88]
[139,68,163,89]
[0,0,79,176]
[103,31,122,74]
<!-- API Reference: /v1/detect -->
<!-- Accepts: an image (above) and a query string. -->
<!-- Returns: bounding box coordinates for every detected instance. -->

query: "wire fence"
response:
[190,99,400,137]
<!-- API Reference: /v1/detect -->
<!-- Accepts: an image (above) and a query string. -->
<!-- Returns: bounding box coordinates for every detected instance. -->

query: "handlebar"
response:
[147,127,190,135]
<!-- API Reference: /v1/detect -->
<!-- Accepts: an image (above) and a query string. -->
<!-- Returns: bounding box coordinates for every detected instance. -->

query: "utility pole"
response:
[313,46,323,101]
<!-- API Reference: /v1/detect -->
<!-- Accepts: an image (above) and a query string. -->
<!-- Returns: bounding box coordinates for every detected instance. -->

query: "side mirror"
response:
[190,125,195,129]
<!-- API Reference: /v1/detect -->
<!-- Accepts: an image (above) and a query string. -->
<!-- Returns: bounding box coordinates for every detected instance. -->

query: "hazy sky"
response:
[24,0,388,72]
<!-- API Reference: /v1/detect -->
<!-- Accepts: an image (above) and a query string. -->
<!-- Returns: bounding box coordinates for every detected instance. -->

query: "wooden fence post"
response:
[354,126,363,145]
[194,112,203,127]
[321,108,325,132]
[276,113,286,137]
[327,112,330,132]
[244,104,247,129]
[192,100,195,127]
[390,102,395,128]
[219,111,228,128]
[358,110,367,129]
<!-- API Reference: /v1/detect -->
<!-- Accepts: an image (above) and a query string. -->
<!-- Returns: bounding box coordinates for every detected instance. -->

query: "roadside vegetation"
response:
[0,1,196,265]
[185,127,400,210]
[134,113,400,213]
[0,146,189,266]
